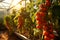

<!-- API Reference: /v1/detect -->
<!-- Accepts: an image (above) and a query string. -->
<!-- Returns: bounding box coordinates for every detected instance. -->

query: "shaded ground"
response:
[0,30,22,40]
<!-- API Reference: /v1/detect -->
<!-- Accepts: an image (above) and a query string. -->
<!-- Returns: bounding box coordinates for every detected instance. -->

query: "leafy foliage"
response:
[3,0,60,40]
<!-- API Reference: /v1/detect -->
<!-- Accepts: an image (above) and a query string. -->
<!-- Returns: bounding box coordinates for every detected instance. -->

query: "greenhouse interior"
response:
[0,0,60,40]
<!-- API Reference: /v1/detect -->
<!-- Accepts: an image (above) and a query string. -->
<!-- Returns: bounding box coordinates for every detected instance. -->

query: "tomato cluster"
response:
[36,0,54,40]
[5,21,12,31]
[36,11,46,29]
[36,0,48,29]
[43,23,55,40]
[45,0,51,7]
[17,15,24,29]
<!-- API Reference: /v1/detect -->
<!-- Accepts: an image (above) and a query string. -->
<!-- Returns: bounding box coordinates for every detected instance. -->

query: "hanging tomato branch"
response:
[3,0,60,40]
[35,0,55,40]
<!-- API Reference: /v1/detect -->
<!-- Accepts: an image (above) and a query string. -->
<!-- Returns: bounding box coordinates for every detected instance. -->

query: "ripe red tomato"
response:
[44,36,50,40]
[39,3,46,8]
[36,12,40,16]
[39,4,47,12]
[43,7,47,12]
[39,4,44,8]
[45,2,51,7]
[43,31,49,36]
[36,16,42,21]
[43,25,48,30]
[36,20,42,25]
[36,25,42,29]
[39,12,46,17]
[49,34,55,39]
[40,7,47,12]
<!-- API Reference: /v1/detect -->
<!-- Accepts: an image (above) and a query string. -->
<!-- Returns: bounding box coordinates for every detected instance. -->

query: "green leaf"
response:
[33,28,42,36]
[31,12,36,22]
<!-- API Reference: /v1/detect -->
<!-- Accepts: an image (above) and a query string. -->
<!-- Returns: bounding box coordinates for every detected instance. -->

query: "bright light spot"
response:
[3,0,12,3]
[22,1,25,7]
[26,0,30,3]
[22,0,30,7]
[0,0,12,8]
[14,4,22,10]
[11,0,21,7]
[34,5,37,9]
[0,0,30,9]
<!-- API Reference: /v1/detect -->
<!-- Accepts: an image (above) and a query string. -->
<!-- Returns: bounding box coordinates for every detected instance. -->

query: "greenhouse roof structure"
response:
[0,0,22,10]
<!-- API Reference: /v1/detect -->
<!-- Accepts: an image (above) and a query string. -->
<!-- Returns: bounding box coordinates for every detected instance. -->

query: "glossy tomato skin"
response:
[45,2,51,7]
[36,20,42,25]
[36,12,46,17]
[36,16,42,21]
[36,25,42,29]
[39,4,44,8]
[39,4,47,12]
[44,36,51,40]
[40,7,47,12]
[36,12,40,16]
[45,0,51,7]
[39,12,46,17]
[43,25,48,31]
[43,31,49,36]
